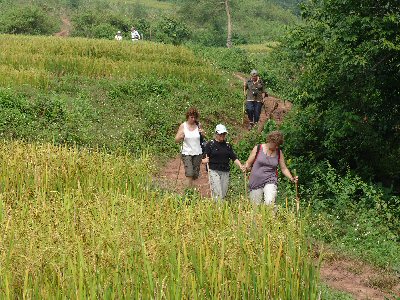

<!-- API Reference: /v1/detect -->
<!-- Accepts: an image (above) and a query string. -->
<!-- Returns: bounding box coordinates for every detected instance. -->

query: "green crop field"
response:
[0,141,320,299]
[0,34,244,156]
[0,32,324,299]
[1,0,399,295]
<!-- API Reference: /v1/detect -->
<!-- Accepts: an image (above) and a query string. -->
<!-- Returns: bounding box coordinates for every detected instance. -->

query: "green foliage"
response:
[319,284,354,300]
[0,0,299,46]
[71,10,130,39]
[304,162,400,269]
[0,35,243,158]
[92,23,117,40]
[176,0,299,46]
[274,0,400,189]
[0,88,95,144]
[0,5,58,35]
[190,45,254,73]
[153,16,191,45]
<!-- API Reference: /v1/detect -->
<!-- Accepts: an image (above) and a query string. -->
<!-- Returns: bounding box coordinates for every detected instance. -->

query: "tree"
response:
[225,0,232,48]
[276,0,400,188]
[177,0,229,47]
[0,5,57,35]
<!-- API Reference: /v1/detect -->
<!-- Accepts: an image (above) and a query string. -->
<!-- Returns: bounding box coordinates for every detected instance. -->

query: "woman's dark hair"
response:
[185,107,199,120]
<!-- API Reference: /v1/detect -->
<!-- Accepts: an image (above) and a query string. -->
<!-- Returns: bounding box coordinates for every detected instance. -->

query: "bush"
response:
[0,5,58,35]
[71,10,130,39]
[153,17,191,45]
[190,46,254,73]
[0,88,94,144]
[305,162,400,269]
[92,23,117,40]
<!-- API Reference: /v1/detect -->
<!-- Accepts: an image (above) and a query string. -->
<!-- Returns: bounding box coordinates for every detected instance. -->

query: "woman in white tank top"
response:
[175,108,205,189]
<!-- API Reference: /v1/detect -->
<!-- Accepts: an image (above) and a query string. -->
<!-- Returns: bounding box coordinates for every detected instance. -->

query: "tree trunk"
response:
[224,0,232,48]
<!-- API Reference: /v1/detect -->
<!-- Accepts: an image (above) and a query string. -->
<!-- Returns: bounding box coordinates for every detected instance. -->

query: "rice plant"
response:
[0,140,320,299]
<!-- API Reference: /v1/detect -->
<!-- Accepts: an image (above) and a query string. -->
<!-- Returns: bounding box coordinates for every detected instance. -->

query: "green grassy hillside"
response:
[0,0,299,45]
[0,34,244,157]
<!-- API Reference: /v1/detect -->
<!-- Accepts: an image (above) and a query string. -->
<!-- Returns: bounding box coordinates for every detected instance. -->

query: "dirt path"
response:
[158,156,211,197]
[157,72,399,299]
[320,256,400,299]
[54,15,71,37]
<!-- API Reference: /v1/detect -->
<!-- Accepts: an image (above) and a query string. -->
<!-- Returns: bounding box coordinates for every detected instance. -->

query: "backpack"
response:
[254,144,280,178]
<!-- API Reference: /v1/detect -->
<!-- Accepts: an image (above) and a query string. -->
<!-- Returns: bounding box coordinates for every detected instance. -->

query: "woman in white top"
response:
[175,107,205,188]
[131,27,141,41]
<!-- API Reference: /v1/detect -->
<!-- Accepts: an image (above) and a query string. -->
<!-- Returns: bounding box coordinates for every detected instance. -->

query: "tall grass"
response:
[0,140,320,299]
[0,34,245,156]
[0,35,220,89]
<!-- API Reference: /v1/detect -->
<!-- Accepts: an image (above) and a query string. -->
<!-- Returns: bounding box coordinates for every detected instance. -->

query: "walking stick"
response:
[175,144,183,187]
[293,169,300,213]
[244,170,248,198]
[295,180,300,213]
[206,156,213,199]
[175,155,181,187]
[242,87,247,125]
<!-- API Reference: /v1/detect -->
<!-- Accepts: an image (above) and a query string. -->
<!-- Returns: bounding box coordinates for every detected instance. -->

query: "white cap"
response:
[251,69,258,76]
[215,124,228,134]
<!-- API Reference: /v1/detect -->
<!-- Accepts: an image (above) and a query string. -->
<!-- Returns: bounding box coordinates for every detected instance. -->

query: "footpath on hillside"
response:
[54,15,71,37]
[158,72,399,300]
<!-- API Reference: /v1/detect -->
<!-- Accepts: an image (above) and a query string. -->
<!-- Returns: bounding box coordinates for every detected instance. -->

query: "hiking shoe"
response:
[248,122,254,130]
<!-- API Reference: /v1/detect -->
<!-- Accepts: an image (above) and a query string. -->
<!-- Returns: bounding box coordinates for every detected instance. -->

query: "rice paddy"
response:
[0,141,320,299]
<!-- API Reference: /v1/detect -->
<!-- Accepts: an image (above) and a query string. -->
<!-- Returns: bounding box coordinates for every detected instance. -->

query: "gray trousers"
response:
[208,169,230,201]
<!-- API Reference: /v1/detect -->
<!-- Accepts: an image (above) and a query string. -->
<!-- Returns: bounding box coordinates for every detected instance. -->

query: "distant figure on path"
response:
[114,31,123,41]
[131,27,141,42]
[175,108,205,190]
[202,124,246,201]
[244,69,267,130]
[245,131,298,205]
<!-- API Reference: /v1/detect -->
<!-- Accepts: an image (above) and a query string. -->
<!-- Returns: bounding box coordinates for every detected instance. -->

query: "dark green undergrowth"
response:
[224,120,399,273]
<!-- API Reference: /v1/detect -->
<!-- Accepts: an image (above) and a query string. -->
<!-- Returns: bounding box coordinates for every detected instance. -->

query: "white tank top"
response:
[182,122,202,155]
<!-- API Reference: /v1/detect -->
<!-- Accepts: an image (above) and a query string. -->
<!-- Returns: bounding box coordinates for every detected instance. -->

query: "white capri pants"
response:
[208,169,230,201]
[249,184,277,205]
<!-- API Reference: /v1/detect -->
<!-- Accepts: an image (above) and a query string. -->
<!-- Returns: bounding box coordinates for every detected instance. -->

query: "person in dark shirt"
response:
[244,69,267,130]
[202,124,246,201]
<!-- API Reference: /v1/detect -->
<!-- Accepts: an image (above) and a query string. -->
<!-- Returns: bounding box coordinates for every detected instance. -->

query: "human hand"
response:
[291,176,298,183]
[240,165,247,172]
[199,127,205,136]
[202,157,209,164]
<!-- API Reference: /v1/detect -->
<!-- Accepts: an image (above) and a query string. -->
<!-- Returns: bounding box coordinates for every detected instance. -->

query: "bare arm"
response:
[175,123,185,143]
[279,150,298,183]
[245,145,258,171]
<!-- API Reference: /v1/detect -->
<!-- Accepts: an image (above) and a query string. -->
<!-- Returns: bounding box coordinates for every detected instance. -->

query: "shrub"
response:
[153,17,191,45]
[0,5,58,35]
[190,45,254,73]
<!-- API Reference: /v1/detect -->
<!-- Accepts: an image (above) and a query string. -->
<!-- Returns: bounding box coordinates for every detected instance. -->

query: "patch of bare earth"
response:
[320,256,400,299]
[157,72,400,299]
[54,15,71,37]
[157,156,211,197]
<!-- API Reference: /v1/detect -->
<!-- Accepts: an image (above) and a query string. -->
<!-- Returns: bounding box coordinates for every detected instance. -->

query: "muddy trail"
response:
[54,15,71,37]
[158,75,399,299]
